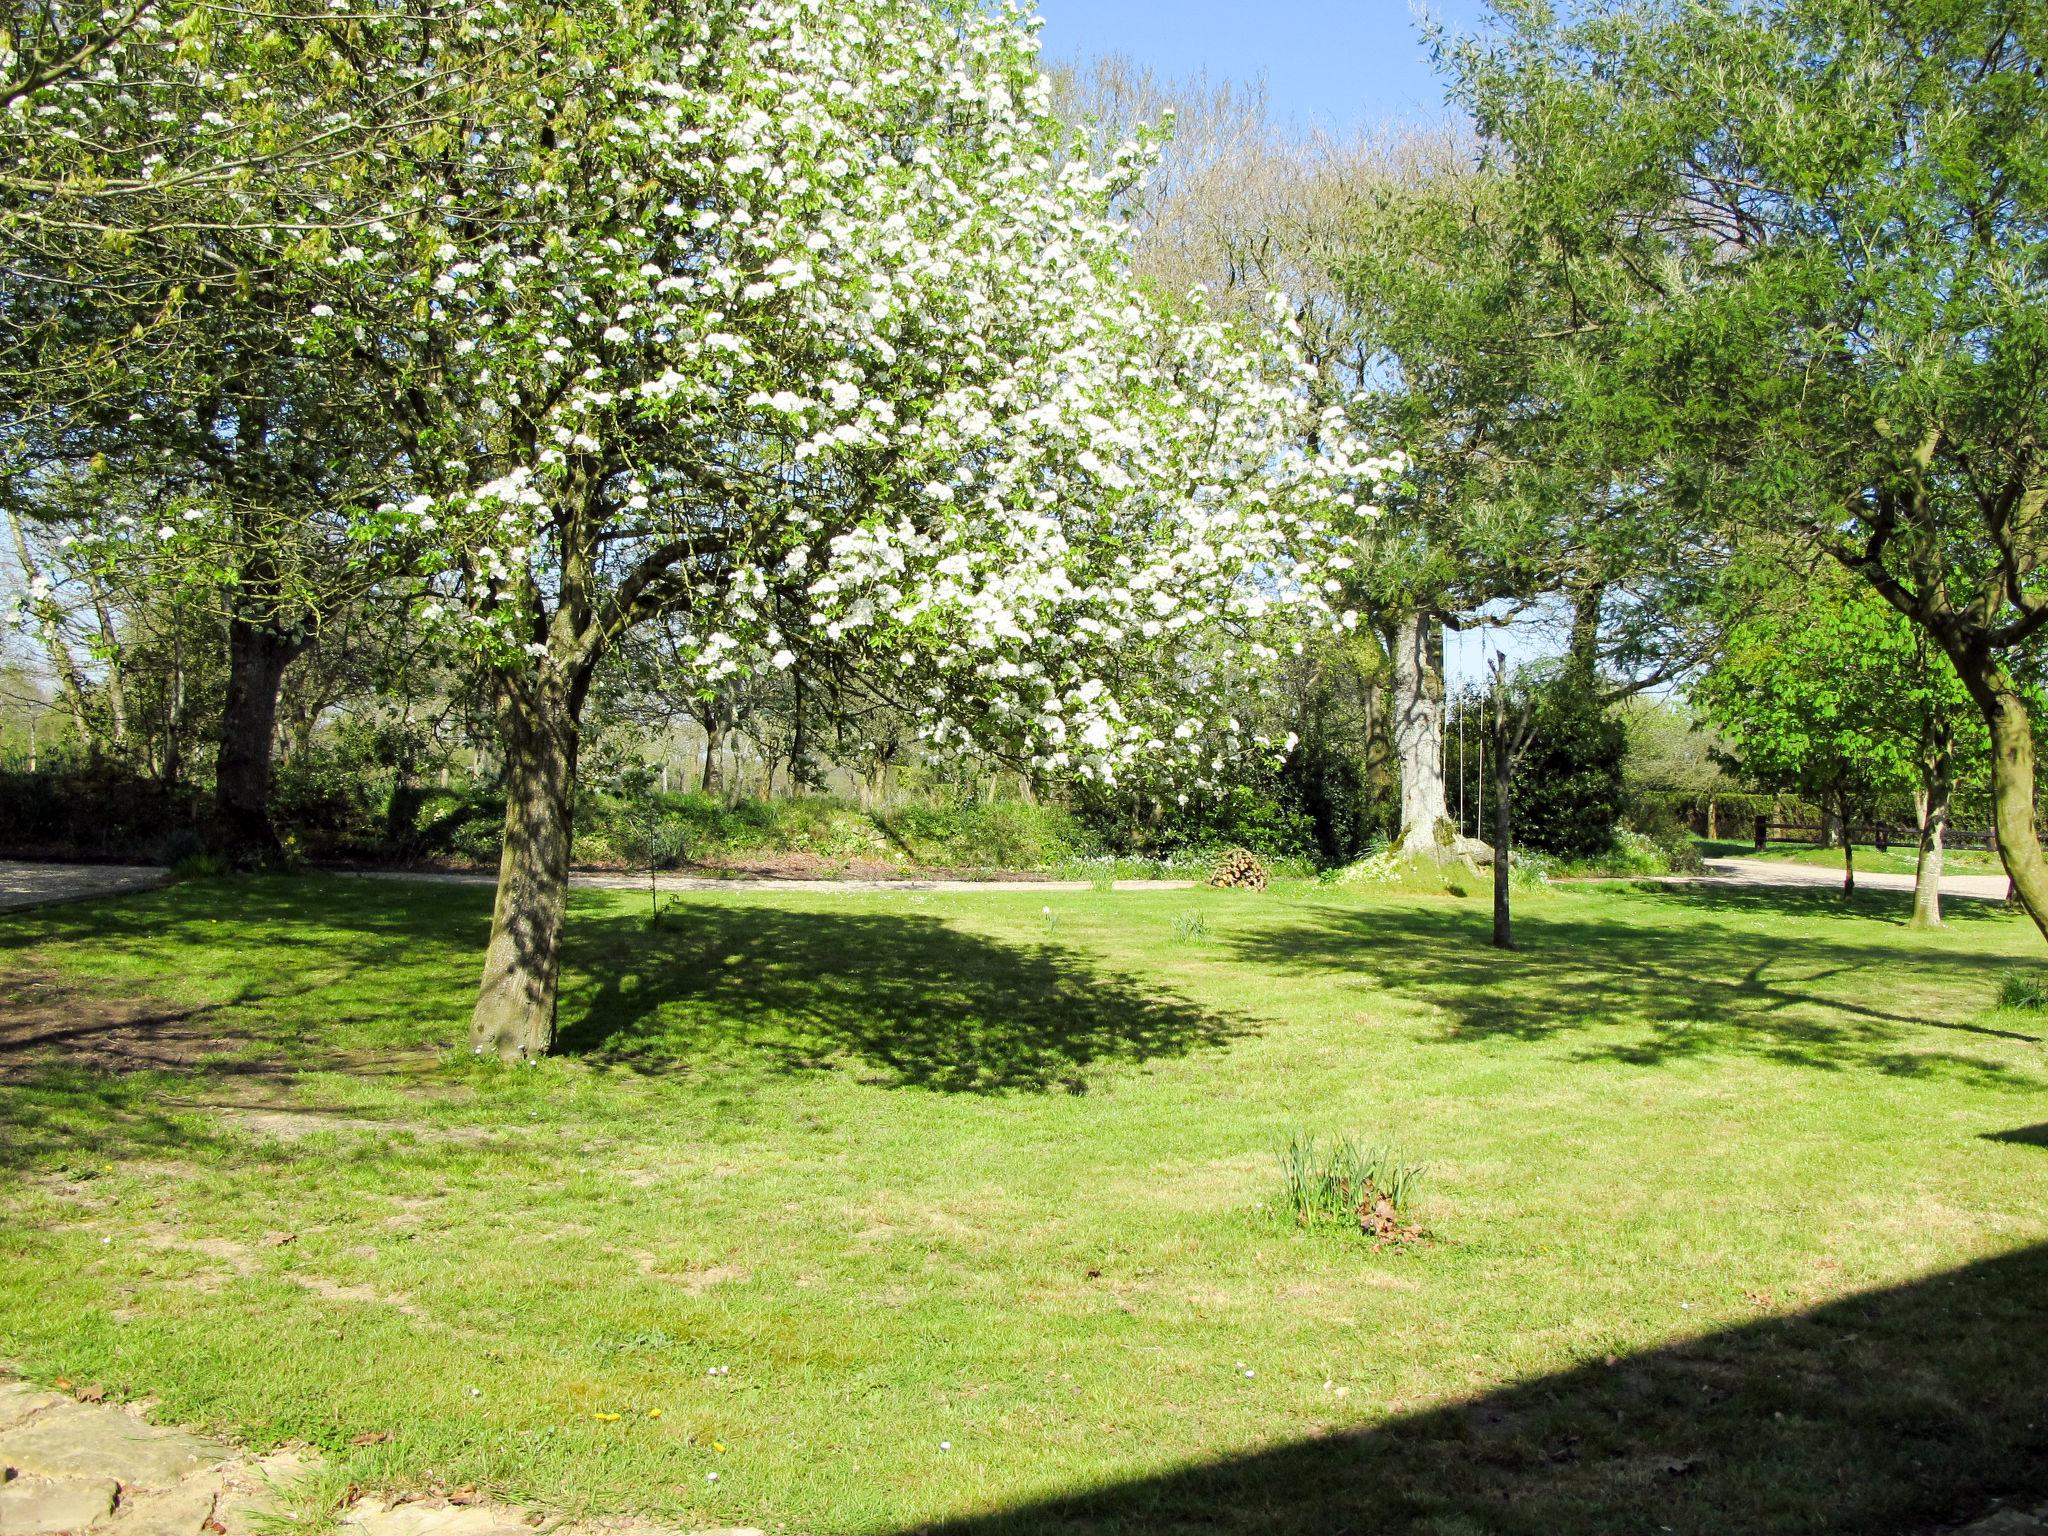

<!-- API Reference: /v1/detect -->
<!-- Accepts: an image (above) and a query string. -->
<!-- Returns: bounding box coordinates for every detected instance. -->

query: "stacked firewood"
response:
[1207,847,1269,891]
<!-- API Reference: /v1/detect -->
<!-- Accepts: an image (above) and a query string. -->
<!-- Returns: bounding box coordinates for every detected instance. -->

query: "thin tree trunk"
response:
[469,673,583,1062]
[6,506,97,756]
[1818,801,1843,850]
[1387,610,1452,856]
[1841,821,1855,899]
[1910,753,1950,930]
[82,569,127,750]
[1491,726,1513,951]
[210,615,302,863]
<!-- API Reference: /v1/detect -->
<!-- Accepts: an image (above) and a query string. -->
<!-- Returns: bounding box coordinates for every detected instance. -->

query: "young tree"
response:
[1452,0,2048,938]
[1692,566,1983,914]
[277,0,1381,1059]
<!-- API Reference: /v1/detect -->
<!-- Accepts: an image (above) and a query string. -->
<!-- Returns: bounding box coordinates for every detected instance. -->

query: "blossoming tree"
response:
[45,0,1392,1059]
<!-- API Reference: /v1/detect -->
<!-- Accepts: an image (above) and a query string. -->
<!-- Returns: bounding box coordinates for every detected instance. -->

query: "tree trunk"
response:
[1974,675,2048,944]
[1841,825,1855,899]
[1567,581,1605,676]
[1910,753,1950,930]
[700,721,724,796]
[1491,728,1513,951]
[6,506,99,758]
[469,673,583,1062]
[1818,802,1843,849]
[210,616,302,864]
[83,569,127,751]
[1387,610,1452,856]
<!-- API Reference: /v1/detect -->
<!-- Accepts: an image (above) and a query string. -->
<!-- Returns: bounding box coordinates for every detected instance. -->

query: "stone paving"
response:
[0,1380,759,1536]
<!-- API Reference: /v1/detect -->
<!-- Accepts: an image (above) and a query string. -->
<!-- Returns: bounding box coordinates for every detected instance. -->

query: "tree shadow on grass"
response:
[1227,885,2039,1086]
[555,903,1246,1092]
[898,1239,2048,1536]
[0,874,1247,1105]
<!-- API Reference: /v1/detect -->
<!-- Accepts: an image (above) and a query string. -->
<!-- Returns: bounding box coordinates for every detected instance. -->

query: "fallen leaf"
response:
[449,1488,480,1506]
[265,1233,298,1248]
[1084,1269,1102,1280]
[205,1520,227,1533]
[53,1378,71,1391]
[1664,1457,1700,1477]
[75,1385,106,1404]
[349,1431,393,1446]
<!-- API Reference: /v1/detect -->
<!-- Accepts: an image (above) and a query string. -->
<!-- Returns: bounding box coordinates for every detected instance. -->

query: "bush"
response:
[0,769,205,861]
[1068,773,1320,864]
[1515,682,1629,858]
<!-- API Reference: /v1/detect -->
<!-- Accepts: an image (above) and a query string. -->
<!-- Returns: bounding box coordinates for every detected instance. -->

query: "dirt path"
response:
[0,863,168,915]
[0,1376,758,1536]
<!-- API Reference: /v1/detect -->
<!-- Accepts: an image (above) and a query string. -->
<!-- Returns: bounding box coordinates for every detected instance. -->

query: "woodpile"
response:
[1207,847,1269,891]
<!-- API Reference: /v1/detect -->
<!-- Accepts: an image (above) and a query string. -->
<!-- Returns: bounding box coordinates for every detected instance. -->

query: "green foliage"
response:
[0,771,205,861]
[1690,566,1984,821]
[1069,777,1321,864]
[1170,910,1212,944]
[1278,1131,1424,1235]
[168,852,227,882]
[1512,682,1628,859]
[1996,970,2048,1013]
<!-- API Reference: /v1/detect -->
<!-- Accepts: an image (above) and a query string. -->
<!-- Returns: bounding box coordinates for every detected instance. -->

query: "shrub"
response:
[1514,682,1629,858]
[0,769,205,861]
[169,852,227,881]
[1997,969,2048,1012]
[1278,1131,1425,1242]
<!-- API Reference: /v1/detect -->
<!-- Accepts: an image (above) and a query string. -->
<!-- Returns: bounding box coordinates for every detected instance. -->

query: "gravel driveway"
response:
[0,862,168,914]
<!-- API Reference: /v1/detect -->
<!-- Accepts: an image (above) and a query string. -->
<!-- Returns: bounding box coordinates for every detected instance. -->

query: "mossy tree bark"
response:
[1387,609,1452,855]
[468,657,598,1062]
[1970,670,2048,944]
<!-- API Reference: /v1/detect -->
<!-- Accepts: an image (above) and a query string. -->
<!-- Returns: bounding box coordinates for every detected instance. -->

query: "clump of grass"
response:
[1997,968,2048,1011]
[169,852,227,881]
[1170,910,1211,944]
[1278,1131,1425,1243]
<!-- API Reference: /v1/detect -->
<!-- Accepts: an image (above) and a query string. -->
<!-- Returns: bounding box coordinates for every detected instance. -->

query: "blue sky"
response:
[1034,1,1495,129]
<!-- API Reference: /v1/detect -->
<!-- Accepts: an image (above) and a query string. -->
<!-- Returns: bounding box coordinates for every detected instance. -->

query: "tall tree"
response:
[282,0,1380,1059]
[1453,0,2048,938]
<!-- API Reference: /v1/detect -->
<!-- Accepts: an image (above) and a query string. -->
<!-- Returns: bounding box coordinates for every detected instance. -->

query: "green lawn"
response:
[1699,836,2007,878]
[3,874,2045,1535]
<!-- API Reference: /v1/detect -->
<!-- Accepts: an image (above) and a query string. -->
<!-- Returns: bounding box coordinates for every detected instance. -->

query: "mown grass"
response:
[2,873,2045,1535]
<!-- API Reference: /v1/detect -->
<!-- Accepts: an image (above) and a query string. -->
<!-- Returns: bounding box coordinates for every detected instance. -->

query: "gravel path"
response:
[1698,856,2012,902]
[0,862,168,914]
